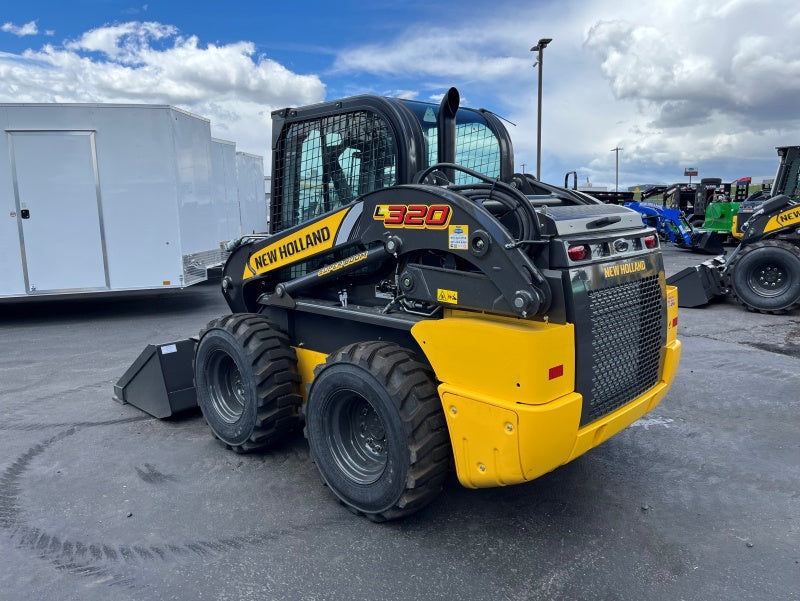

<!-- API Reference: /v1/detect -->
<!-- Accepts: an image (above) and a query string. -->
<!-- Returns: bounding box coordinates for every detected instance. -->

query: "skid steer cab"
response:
[123,88,681,521]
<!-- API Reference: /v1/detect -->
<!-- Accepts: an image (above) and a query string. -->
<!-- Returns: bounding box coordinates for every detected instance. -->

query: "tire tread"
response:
[307,341,451,521]
[728,240,800,313]
[196,313,302,453]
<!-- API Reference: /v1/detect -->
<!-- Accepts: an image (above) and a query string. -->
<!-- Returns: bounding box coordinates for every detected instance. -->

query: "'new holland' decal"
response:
[765,206,800,233]
[243,208,351,279]
[603,260,647,279]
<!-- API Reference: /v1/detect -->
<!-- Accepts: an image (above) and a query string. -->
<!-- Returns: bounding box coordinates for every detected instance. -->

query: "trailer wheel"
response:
[305,342,450,521]
[194,314,302,452]
[729,241,800,313]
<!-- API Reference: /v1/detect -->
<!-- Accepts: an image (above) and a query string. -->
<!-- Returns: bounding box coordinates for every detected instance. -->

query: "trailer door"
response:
[9,131,109,293]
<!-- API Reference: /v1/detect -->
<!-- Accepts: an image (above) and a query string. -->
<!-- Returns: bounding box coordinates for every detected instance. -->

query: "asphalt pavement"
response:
[0,245,798,601]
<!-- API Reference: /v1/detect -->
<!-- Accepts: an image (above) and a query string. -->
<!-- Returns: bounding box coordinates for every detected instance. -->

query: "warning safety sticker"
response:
[437,288,459,304]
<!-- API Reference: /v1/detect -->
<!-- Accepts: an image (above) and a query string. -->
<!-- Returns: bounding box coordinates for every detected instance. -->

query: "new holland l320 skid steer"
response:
[121,88,681,521]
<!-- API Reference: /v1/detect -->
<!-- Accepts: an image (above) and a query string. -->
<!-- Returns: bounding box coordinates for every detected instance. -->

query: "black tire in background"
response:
[305,341,451,521]
[194,314,302,453]
[729,240,800,313]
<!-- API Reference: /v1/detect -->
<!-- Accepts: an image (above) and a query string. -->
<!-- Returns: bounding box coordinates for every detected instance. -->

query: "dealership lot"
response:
[1,246,798,601]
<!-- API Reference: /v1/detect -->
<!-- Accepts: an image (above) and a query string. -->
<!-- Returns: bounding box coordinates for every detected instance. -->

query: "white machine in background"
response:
[0,103,266,301]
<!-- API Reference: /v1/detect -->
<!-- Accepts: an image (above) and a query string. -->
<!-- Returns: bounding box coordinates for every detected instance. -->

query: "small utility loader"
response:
[119,89,681,521]
[622,201,724,254]
[668,146,800,313]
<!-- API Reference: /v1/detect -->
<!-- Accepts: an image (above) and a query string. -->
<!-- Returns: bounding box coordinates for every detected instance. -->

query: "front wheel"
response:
[305,342,451,521]
[194,314,302,452]
[729,241,800,313]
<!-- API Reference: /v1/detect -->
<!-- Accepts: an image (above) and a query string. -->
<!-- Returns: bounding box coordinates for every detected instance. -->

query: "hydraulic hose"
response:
[413,162,543,242]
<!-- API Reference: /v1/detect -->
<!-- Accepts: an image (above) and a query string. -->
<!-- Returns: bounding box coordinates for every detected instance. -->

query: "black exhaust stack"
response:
[437,87,460,183]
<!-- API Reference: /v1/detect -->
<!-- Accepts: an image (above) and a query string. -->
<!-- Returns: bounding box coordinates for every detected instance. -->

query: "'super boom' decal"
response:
[373,204,452,229]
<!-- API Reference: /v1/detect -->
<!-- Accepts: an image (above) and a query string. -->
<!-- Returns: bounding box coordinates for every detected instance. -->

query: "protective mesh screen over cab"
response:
[272,110,397,233]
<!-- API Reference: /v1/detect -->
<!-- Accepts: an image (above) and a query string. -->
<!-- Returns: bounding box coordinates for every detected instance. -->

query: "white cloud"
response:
[327,0,796,187]
[333,23,532,81]
[0,22,325,162]
[1,20,39,37]
[0,1,795,189]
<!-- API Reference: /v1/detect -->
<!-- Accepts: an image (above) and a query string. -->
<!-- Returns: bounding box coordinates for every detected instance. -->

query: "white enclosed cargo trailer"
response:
[0,104,264,301]
[210,138,241,248]
[235,151,268,235]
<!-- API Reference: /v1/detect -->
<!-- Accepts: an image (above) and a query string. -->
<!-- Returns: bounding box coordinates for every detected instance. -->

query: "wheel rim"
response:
[748,262,789,298]
[206,350,246,423]
[324,389,388,485]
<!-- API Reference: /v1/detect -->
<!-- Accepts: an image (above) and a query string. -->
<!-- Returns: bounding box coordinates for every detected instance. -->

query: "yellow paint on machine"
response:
[730,215,744,240]
[666,285,678,345]
[412,309,575,406]
[242,208,352,280]
[294,347,328,402]
[763,205,800,233]
[291,298,682,491]
[410,307,681,489]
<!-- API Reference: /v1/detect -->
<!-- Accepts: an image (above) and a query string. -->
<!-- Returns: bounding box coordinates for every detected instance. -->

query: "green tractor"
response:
[698,178,751,237]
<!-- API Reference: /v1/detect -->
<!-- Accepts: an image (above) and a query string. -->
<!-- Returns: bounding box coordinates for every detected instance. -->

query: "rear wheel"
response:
[305,341,451,521]
[729,241,800,313]
[194,314,302,452]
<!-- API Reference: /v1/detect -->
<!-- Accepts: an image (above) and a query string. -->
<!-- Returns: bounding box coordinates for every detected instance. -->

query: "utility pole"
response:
[521,162,526,174]
[531,38,552,180]
[610,146,623,192]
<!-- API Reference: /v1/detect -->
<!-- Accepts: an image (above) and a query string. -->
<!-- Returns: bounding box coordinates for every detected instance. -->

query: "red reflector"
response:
[548,364,564,380]
[672,316,678,327]
[644,235,657,249]
[567,245,588,261]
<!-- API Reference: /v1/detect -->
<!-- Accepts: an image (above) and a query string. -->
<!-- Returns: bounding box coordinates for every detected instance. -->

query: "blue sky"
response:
[1,0,798,189]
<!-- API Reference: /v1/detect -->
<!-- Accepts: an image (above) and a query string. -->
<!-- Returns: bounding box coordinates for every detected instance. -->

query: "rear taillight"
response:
[644,235,657,249]
[567,244,590,261]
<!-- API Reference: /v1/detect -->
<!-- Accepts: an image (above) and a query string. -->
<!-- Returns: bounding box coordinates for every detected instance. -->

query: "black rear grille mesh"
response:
[584,275,665,423]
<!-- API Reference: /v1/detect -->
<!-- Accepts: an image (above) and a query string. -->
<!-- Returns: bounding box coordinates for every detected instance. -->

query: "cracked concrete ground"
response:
[0,245,797,601]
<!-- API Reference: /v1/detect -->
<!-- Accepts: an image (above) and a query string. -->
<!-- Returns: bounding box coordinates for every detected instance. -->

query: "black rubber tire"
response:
[194,314,302,452]
[729,240,800,313]
[305,341,451,521]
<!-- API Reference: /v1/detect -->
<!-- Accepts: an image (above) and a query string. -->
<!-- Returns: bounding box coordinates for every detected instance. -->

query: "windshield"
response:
[400,100,501,183]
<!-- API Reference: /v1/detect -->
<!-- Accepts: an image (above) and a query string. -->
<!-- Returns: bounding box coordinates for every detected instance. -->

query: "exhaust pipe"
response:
[437,87,460,183]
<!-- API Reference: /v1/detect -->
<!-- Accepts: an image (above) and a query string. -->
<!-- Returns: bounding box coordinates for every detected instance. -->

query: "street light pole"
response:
[610,146,623,192]
[531,38,552,180]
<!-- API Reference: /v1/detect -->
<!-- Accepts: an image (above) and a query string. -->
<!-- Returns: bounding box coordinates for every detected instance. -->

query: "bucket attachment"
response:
[666,256,727,308]
[689,230,725,255]
[113,339,198,418]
